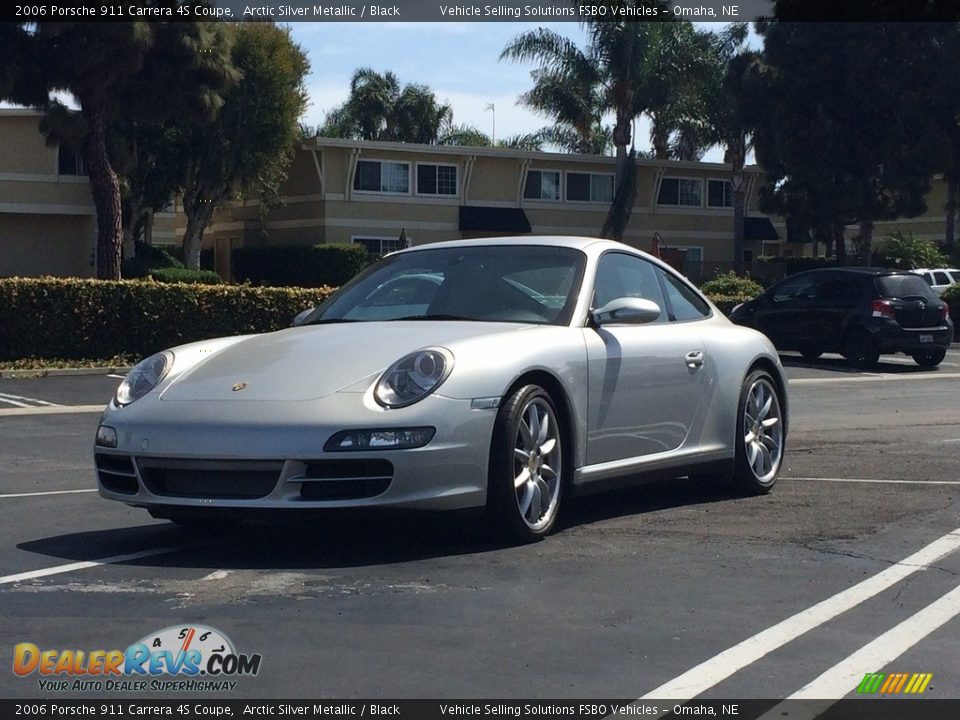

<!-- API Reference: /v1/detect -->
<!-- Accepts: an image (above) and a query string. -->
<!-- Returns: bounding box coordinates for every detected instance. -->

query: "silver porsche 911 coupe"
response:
[95,236,788,542]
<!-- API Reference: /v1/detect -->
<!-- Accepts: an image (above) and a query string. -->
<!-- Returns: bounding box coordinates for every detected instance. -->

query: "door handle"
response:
[685,350,704,369]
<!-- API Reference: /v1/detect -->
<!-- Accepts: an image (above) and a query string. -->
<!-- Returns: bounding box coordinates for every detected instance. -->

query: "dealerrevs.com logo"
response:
[13,625,262,692]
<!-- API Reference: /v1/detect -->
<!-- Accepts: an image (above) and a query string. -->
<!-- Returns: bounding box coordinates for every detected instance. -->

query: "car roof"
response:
[391,235,673,265]
[798,267,912,277]
[911,267,960,273]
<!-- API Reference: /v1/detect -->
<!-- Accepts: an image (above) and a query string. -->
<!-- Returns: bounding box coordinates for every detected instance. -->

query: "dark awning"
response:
[744,217,779,241]
[459,206,531,234]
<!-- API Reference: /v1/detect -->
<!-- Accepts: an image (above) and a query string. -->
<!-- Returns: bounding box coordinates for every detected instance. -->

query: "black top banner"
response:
[5,0,960,23]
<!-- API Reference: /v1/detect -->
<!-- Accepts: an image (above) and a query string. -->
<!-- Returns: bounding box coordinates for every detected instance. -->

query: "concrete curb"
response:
[0,367,131,379]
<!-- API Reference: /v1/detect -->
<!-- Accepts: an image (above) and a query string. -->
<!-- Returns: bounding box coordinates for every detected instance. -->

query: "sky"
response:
[2,21,758,164]
[291,21,761,163]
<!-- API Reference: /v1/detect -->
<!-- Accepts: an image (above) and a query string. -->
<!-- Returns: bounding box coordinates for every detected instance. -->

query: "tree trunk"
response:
[83,111,123,280]
[730,135,747,275]
[182,197,216,269]
[945,172,958,249]
[859,219,874,265]
[650,116,669,160]
[833,225,847,266]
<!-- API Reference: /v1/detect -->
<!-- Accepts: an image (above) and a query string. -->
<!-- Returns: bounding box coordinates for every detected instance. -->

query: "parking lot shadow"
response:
[16,475,746,570]
[779,352,940,374]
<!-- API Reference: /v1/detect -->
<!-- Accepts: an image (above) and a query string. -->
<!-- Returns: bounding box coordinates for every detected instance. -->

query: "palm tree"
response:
[502,6,712,241]
[321,69,454,145]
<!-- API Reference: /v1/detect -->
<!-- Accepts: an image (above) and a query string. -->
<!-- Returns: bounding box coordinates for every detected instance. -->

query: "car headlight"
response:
[374,348,453,408]
[115,351,174,407]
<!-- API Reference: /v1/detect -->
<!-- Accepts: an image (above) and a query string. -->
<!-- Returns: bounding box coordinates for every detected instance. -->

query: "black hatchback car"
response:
[729,268,954,368]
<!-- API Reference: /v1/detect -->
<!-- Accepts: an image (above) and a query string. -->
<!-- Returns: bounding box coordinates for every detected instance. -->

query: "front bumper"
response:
[94,392,496,512]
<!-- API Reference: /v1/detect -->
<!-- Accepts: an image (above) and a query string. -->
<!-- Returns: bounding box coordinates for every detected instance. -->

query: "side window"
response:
[593,253,667,323]
[657,269,710,321]
[772,274,820,303]
[817,276,860,303]
[933,271,951,286]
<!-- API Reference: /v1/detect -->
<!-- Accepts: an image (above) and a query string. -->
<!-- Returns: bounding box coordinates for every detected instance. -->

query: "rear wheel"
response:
[734,370,785,494]
[843,330,879,369]
[487,385,565,543]
[912,348,946,368]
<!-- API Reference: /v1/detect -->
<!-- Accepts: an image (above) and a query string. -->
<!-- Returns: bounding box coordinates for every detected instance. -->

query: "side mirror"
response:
[292,308,314,327]
[591,297,661,326]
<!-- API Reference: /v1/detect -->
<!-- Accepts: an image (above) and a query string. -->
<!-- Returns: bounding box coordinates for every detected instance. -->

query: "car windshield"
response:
[303,245,587,326]
[876,274,939,300]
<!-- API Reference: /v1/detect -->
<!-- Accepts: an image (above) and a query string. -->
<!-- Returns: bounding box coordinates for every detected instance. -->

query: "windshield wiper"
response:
[391,314,478,321]
[303,318,362,325]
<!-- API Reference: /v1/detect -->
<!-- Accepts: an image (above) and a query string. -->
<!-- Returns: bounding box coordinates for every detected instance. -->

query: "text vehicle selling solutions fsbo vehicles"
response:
[95,237,788,543]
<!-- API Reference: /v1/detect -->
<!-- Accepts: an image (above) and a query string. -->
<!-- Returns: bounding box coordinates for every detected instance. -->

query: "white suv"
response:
[912,268,960,295]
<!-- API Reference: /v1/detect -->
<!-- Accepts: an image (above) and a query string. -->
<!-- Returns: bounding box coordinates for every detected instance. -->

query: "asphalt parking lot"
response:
[1,350,959,703]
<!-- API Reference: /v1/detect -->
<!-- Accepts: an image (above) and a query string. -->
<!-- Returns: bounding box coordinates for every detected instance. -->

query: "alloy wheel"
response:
[512,397,562,531]
[742,378,784,484]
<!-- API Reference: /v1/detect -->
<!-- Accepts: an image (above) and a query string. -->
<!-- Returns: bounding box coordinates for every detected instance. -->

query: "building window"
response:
[657,178,703,207]
[707,179,734,208]
[417,163,457,196]
[353,236,407,259]
[566,172,614,203]
[523,169,561,201]
[354,160,410,194]
[57,145,85,176]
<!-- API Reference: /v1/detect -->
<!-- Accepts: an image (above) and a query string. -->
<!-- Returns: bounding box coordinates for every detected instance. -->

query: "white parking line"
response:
[0,489,98,499]
[0,546,187,586]
[785,477,960,486]
[0,392,59,407]
[751,583,960,720]
[791,372,960,385]
[0,397,29,408]
[638,527,960,701]
[788,582,960,700]
[0,404,104,417]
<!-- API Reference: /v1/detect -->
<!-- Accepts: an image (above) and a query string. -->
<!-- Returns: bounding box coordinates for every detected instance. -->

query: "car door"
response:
[808,272,859,352]
[583,252,706,465]
[751,273,822,350]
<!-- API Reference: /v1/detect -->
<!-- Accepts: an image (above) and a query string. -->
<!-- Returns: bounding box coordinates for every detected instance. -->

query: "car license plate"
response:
[920,334,933,343]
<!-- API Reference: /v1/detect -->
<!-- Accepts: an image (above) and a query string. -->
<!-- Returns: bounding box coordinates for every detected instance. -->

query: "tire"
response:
[734,370,785,495]
[912,348,946,368]
[842,329,879,369]
[487,384,566,543]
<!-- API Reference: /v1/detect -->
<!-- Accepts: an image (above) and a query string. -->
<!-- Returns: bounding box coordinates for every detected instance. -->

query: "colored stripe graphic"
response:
[857,672,932,694]
[857,673,885,694]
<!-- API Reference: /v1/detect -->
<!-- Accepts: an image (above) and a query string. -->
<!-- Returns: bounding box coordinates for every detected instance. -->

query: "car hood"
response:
[160,321,532,402]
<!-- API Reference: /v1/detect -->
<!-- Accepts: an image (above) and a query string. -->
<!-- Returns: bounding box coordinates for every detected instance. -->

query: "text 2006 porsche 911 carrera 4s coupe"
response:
[95,237,788,543]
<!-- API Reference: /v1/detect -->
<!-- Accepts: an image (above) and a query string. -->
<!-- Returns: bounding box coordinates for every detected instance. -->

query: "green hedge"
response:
[121,242,183,278]
[148,267,223,284]
[232,243,368,288]
[700,272,764,298]
[0,278,336,361]
[707,293,754,316]
[0,277,762,363]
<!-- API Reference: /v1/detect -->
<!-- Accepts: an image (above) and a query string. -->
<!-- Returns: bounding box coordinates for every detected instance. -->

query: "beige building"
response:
[3,109,951,282]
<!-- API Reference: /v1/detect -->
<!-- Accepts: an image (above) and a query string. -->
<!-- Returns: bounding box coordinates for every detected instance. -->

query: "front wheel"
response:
[487,385,566,543]
[912,348,946,368]
[734,370,785,494]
